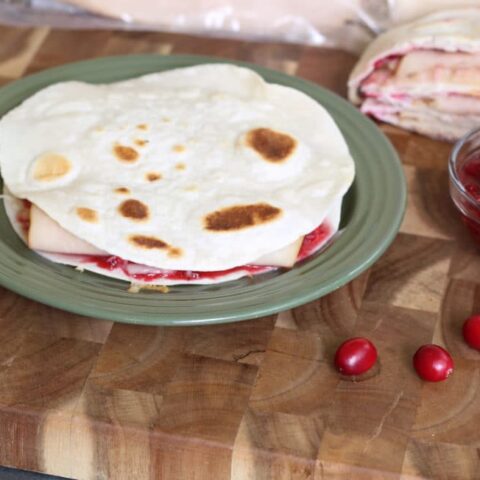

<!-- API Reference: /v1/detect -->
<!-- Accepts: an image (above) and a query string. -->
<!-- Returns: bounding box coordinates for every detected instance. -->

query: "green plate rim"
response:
[0,54,406,325]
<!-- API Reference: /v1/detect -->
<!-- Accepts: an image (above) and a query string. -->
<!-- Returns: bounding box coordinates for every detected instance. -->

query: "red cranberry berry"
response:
[413,345,454,382]
[334,337,377,376]
[463,315,480,350]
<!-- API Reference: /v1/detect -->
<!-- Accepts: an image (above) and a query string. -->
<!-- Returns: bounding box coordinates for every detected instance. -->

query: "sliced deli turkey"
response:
[348,9,480,142]
[0,64,354,285]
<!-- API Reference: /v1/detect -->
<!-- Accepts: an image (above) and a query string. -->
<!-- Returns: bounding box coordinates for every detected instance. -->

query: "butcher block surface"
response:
[0,24,479,480]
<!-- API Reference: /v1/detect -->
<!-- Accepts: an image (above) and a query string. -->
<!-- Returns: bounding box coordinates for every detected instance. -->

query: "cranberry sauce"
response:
[82,255,273,282]
[456,151,480,243]
[459,155,480,200]
[296,222,332,261]
[16,199,31,234]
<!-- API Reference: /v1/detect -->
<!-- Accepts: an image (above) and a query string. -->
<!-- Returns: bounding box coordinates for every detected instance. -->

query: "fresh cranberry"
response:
[334,337,377,375]
[463,315,480,350]
[413,345,454,382]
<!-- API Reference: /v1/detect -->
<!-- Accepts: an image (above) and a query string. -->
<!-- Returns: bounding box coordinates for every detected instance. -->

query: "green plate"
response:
[0,55,406,326]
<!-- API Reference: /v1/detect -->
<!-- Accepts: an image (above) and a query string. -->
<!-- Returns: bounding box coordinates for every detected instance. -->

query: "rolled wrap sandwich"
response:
[0,64,354,286]
[348,9,480,142]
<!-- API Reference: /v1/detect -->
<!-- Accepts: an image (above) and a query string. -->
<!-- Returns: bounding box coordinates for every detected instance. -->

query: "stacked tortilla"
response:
[0,64,354,285]
[349,9,480,142]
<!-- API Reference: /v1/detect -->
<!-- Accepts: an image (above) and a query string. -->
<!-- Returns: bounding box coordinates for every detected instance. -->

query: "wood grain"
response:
[364,234,454,313]
[403,440,480,480]
[25,29,112,74]
[401,165,464,241]
[0,26,49,79]
[154,354,258,443]
[232,409,322,480]
[183,317,276,366]
[0,26,478,480]
[89,324,185,394]
[296,46,357,97]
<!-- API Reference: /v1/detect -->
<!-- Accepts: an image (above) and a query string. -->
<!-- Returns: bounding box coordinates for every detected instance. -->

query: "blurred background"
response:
[0,0,478,53]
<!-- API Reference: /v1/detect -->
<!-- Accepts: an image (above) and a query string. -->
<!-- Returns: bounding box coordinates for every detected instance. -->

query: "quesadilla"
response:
[0,64,354,285]
[348,9,480,142]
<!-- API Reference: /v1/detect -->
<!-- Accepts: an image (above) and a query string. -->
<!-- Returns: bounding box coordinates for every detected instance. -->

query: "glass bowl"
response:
[449,127,480,245]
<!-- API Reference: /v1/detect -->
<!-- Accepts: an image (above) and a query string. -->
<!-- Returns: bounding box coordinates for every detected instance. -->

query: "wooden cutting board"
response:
[0,25,479,480]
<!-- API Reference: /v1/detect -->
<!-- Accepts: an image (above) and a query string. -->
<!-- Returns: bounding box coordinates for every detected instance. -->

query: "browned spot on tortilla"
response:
[146,172,162,182]
[114,187,130,194]
[204,203,282,232]
[175,162,186,171]
[162,117,171,123]
[135,139,148,147]
[168,247,182,258]
[184,184,198,192]
[33,153,71,182]
[173,144,185,153]
[114,145,139,163]
[118,199,149,221]
[76,207,98,223]
[137,124,148,130]
[129,235,168,250]
[246,128,296,163]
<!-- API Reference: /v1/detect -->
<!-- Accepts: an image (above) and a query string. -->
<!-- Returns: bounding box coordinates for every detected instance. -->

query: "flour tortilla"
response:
[0,64,354,271]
